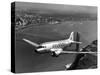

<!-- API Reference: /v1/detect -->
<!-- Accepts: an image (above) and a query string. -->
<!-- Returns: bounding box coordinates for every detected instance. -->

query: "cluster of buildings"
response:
[15,14,63,30]
[15,12,96,30]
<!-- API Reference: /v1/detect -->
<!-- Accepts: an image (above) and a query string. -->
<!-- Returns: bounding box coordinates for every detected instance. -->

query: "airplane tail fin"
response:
[23,38,39,47]
[68,32,82,44]
[68,32,74,41]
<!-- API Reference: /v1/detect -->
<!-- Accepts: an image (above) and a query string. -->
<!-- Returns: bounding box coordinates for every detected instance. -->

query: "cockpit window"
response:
[37,46,46,48]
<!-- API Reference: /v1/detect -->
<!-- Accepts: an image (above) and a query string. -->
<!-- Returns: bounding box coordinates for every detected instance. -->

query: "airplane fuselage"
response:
[36,39,72,52]
[23,31,82,56]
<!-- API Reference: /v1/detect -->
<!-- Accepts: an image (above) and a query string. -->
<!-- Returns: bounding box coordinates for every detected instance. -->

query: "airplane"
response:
[22,32,82,57]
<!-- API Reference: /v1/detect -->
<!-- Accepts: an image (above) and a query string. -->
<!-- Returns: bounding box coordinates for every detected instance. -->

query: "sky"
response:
[15,2,97,17]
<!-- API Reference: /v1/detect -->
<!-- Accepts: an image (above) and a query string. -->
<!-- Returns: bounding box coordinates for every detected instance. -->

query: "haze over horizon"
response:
[15,2,97,17]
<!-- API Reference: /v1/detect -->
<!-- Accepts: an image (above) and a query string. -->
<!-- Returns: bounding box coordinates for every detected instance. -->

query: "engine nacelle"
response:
[51,52,59,57]
[51,50,62,57]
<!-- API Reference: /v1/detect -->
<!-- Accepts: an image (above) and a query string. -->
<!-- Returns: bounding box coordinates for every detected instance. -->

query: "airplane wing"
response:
[61,51,97,54]
[23,38,40,47]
